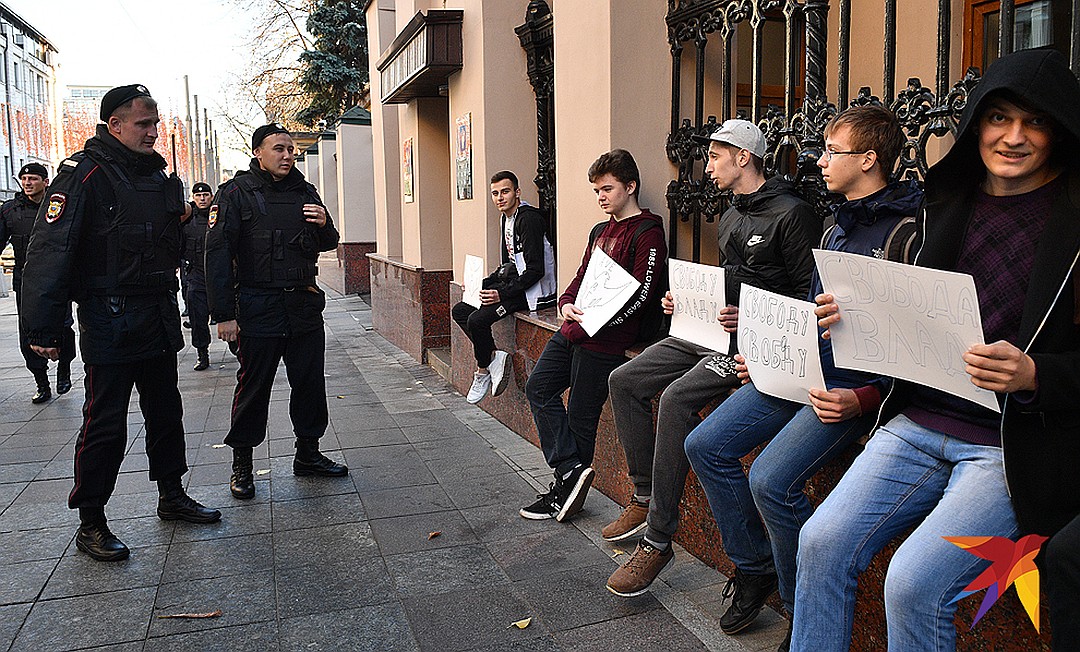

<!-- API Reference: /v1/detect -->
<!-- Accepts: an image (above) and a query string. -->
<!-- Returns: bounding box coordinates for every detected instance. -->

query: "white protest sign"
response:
[738,283,826,405]
[462,254,485,308]
[575,246,641,337]
[813,249,999,412]
[668,259,729,352]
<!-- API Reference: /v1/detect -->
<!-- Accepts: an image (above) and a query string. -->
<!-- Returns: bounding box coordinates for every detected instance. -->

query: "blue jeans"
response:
[684,382,873,613]
[792,414,1019,652]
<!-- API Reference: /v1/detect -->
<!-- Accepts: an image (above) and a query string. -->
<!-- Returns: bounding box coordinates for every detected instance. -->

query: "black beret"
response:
[192,182,212,194]
[18,162,48,179]
[251,123,291,150]
[100,84,152,121]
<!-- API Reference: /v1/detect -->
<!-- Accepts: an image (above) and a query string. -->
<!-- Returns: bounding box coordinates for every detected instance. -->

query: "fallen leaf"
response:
[612,548,627,556]
[211,444,226,449]
[256,469,271,476]
[510,617,532,630]
[427,531,442,540]
[336,395,345,399]
[158,610,222,619]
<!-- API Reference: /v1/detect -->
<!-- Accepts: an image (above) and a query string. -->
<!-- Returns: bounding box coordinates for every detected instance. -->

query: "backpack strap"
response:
[587,221,607,252]
[821,223,838,249]
[882,216,917,264]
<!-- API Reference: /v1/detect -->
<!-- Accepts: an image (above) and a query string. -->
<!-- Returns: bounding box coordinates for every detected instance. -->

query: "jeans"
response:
[1046,513,1080,651]
[792,414,1019,652]
[607,336,739,544]
[684,382,873,612]
[525,332,627,477]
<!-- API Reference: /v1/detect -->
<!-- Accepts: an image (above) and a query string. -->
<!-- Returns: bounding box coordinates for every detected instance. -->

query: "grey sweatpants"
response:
[607,336,740,545]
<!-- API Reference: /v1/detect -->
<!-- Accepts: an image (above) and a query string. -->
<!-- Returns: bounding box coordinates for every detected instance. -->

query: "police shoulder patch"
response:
[45,192,67,223]
[208,205,218,228]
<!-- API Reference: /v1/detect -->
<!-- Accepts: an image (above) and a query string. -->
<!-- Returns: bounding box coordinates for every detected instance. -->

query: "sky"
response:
[9,0,284,169]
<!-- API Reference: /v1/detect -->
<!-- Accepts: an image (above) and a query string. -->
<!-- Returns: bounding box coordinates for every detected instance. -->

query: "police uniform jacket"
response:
[205,160,339,338]
[20,126,187,365]
[0,191,43,292]
[181,205,210,275]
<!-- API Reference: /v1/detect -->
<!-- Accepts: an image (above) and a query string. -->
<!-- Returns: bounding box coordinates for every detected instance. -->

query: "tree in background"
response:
[296,0,369,128]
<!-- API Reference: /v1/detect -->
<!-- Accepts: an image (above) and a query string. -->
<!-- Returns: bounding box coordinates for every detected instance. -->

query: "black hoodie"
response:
[911,48,1080,536]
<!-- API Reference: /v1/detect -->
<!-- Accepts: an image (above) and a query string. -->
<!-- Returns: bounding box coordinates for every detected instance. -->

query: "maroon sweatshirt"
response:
[558,210,668,355]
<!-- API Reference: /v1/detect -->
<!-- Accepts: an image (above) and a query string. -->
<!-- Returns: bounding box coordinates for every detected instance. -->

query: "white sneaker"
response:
[489,350,511,396]
[466,372,491,404]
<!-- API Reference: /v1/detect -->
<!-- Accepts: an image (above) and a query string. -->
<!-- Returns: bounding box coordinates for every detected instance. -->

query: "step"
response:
[426,346,452,383]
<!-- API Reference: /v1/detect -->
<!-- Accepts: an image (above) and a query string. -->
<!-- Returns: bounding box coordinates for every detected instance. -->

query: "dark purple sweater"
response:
[904,176,1060,446]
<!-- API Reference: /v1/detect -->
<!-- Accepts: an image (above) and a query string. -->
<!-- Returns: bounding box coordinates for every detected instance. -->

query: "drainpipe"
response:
[1,21,17,197]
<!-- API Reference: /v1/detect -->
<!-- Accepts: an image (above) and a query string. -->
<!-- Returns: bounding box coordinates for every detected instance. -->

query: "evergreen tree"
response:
[296,0,369,127]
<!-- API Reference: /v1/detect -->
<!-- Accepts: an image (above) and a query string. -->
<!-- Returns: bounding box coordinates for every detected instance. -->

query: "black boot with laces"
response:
[156,477,222,523]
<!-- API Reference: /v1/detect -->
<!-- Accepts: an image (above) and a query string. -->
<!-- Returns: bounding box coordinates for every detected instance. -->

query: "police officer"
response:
[206,123,348,500]
[1,163,76,402]
[183,181,214,370]
[20,84,221,562]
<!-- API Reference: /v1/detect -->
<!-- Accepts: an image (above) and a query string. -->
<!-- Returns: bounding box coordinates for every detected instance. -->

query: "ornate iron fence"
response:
[664,0,1079,262]
[517,0,557,251]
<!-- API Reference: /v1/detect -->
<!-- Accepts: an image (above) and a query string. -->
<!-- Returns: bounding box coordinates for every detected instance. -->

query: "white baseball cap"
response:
[692,119,767,159]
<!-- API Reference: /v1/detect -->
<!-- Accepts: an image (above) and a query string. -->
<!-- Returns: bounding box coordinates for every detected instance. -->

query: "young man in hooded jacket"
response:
[797,48,1080,652]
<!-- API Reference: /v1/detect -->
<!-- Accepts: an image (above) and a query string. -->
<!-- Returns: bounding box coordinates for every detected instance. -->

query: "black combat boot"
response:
[719,568,778,634]
[56,361,72,395]
[230,447,255,499]
[193,347,210,371]
[156,476,222,523]
[293,438,349,477]
[76,507,129,561]
[30,370,50,404]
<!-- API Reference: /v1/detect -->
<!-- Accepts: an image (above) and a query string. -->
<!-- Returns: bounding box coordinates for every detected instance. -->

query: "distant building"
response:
[60,85,109,158]
[0,1,60,199]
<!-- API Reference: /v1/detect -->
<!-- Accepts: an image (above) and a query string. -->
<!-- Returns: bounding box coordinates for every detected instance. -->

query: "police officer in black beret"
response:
[183,181,214,370]
[20,84,221,562]
[1,163,77,402]
[206,123,347,500]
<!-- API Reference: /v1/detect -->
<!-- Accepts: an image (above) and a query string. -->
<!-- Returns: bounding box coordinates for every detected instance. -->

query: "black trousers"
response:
[524,332,628,477]
[68,354,188,509]
[15,290,76,377]
[451,296,526,368]
[184,269,211,349]
[1046,514,1080,650]
[224,329,328,448]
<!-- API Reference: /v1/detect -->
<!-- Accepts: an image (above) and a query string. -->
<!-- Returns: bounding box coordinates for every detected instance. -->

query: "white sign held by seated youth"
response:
[575,246,641,337]
[812,249,999,413]
[462,254,485,308]
[738,283,826,405]
[668,259,730,352]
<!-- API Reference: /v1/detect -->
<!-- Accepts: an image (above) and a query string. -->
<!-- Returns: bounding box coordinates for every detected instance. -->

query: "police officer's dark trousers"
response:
[15,290,76,375]
[185,268,211,350]
[225,328,328,448]
[68,354,188,508]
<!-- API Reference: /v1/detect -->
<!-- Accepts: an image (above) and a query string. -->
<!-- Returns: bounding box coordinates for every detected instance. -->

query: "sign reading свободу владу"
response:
[668,259,730,352]
[812,249,999,412]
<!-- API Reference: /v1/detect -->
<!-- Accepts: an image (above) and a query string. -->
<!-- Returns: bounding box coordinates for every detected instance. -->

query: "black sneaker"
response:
[719,568,778,634]
[554,465,594,522]
[519,483,559,520]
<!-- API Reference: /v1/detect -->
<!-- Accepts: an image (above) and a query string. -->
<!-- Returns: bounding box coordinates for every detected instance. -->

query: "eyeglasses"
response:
[820,149,871,162]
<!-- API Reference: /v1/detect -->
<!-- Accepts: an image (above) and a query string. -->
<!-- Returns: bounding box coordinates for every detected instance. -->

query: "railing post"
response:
[838,0,851,107]
[883,0,897,104]
[936,0,951,99]
[804,0,829,102]
[999,0,1015,57]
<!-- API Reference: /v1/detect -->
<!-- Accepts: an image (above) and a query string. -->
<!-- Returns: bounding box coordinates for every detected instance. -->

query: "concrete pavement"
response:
[0,286,786,652]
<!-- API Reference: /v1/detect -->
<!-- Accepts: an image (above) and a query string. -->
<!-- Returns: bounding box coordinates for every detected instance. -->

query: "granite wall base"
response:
[339,242,376,295]
[368,253,451,362]
[445,284,1050,650]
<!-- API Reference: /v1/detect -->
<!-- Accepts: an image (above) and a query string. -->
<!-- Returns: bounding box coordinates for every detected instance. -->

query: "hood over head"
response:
[928,48,1080,189]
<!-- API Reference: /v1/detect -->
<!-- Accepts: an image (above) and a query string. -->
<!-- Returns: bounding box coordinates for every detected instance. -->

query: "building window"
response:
[12,63,18,90]
[964,0,1069,72]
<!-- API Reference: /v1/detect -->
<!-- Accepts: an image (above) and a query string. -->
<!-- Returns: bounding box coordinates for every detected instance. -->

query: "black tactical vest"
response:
[82,154,181,294]
[182,207,209,271]
[2,196,39,278]
[232,174,321,288]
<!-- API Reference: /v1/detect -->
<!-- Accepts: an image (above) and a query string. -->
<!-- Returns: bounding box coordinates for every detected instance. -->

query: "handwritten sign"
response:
[576,247,641,337]
[668,259,729,352]
[813,250,999,412]
[462,255,485,308]
[738,283,826,405]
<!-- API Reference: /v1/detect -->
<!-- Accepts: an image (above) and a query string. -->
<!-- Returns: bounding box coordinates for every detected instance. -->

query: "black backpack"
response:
[586,218,670,344]
[820,216,918,263]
